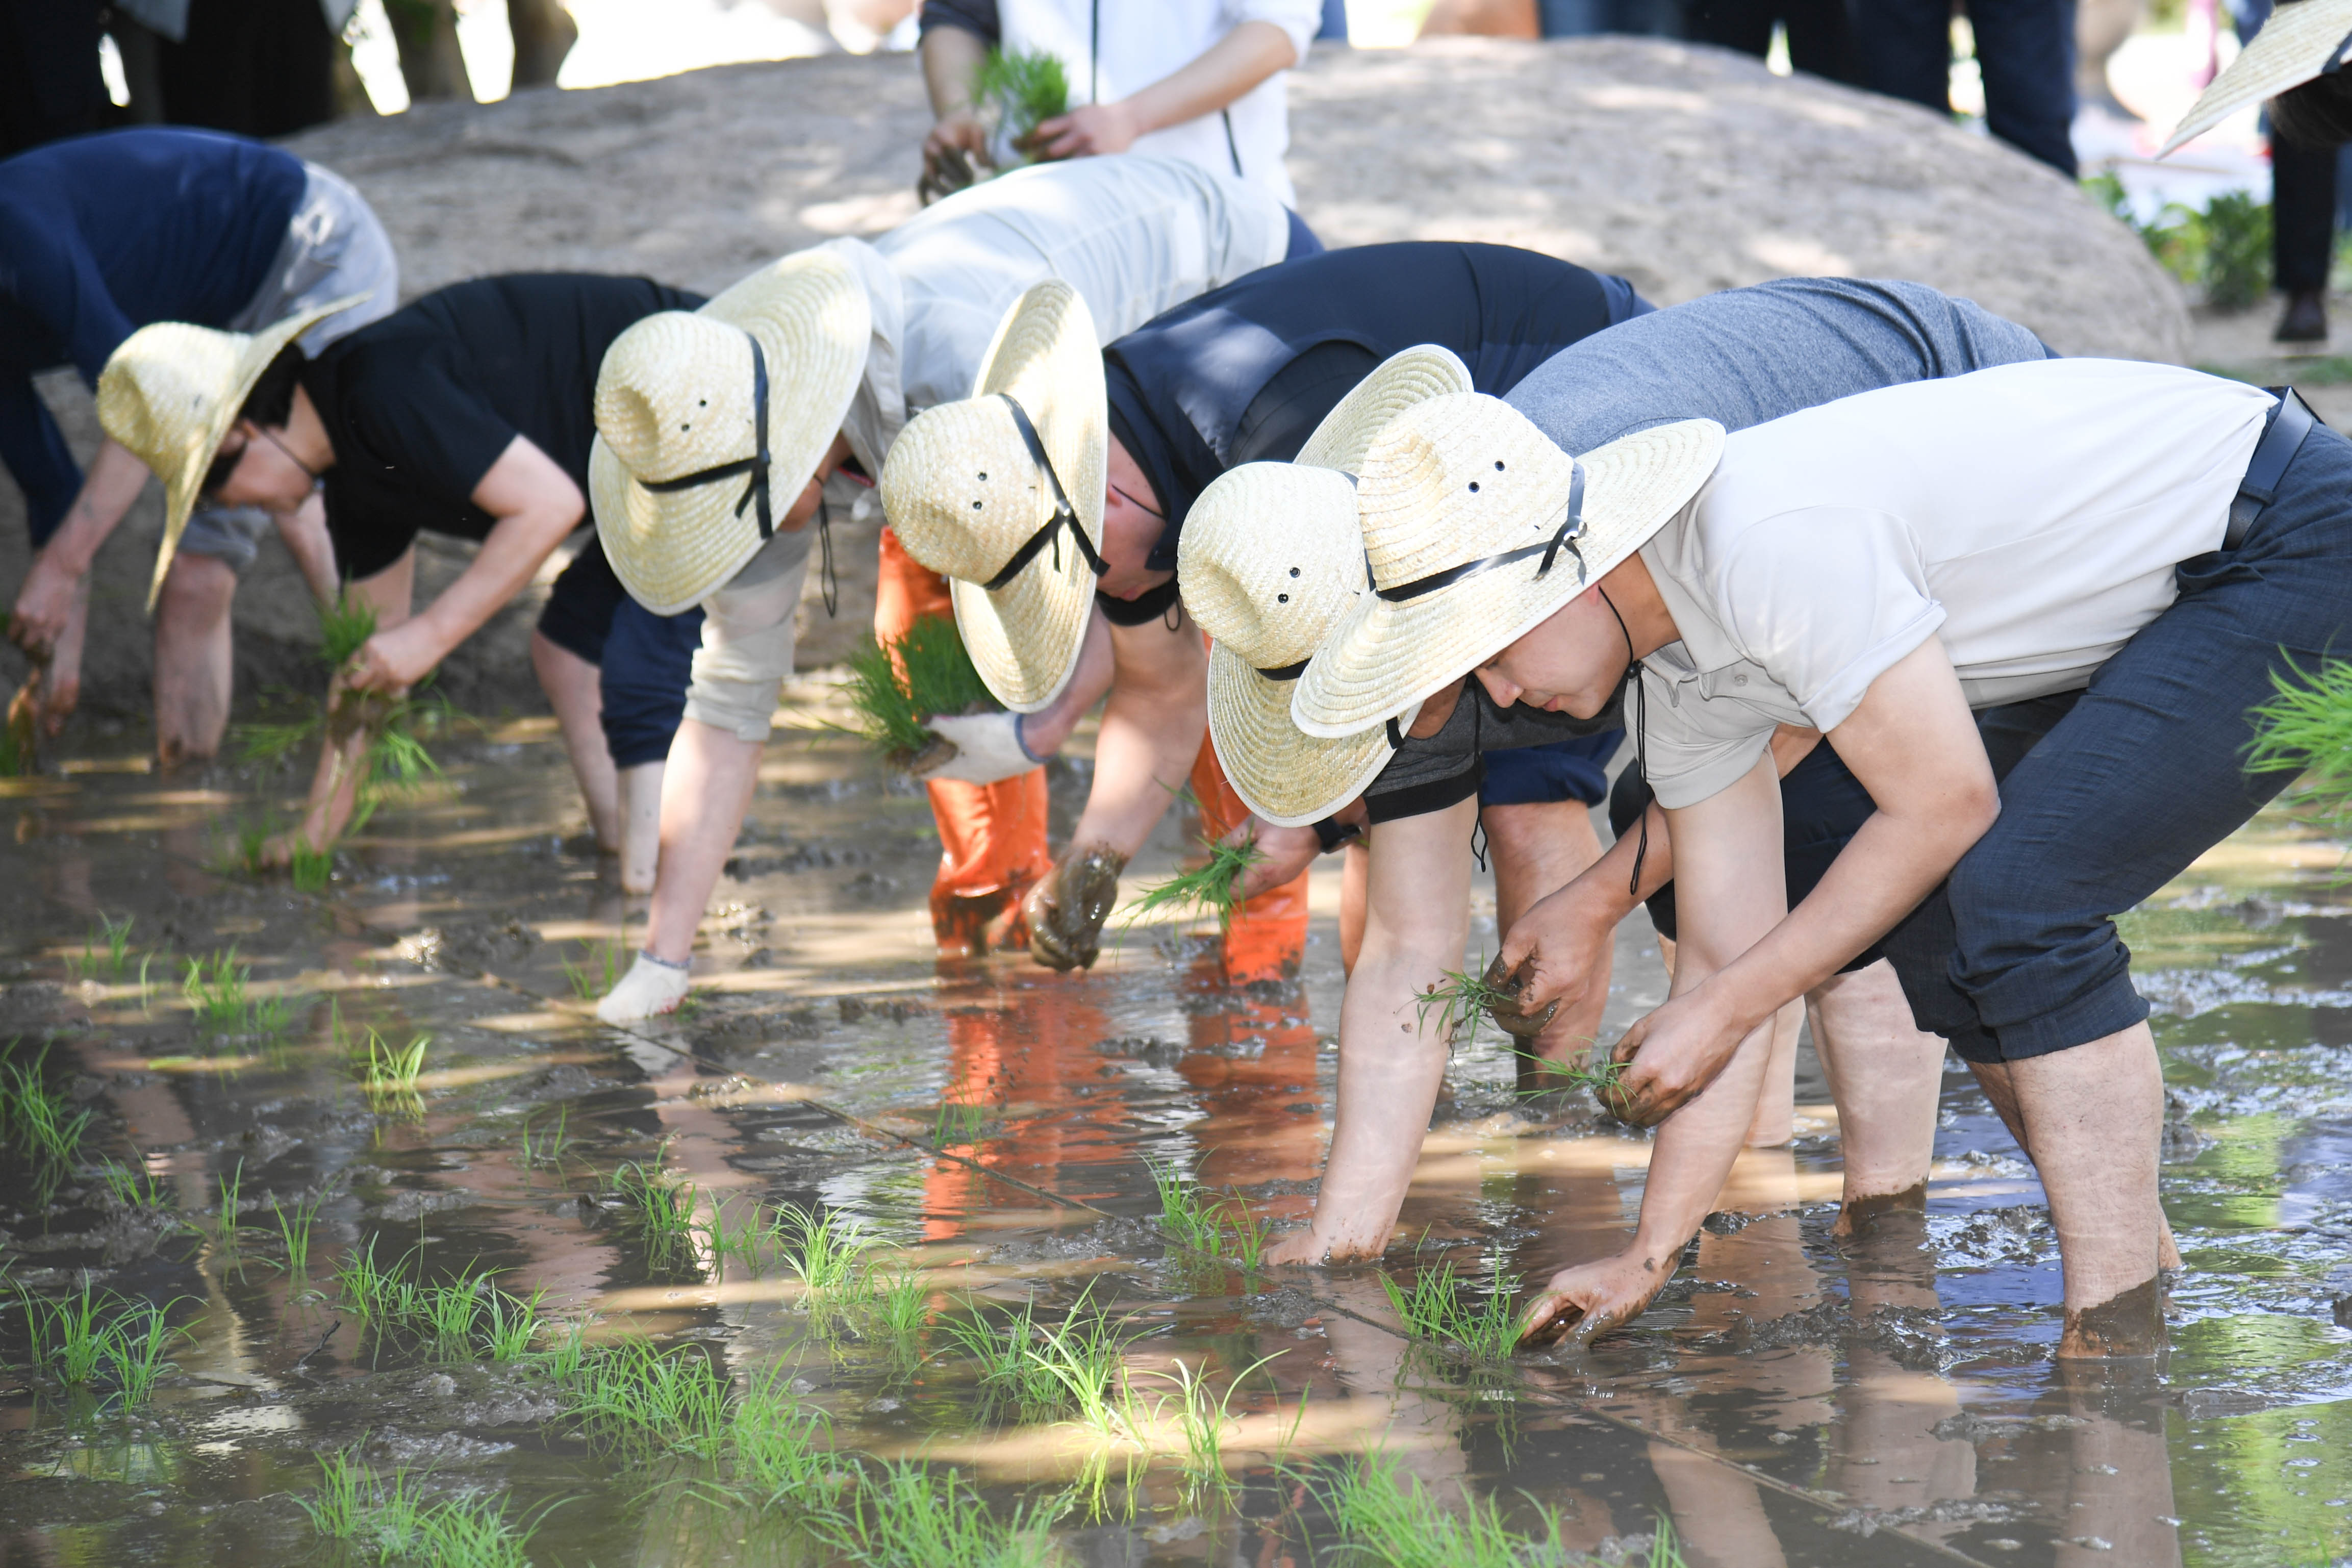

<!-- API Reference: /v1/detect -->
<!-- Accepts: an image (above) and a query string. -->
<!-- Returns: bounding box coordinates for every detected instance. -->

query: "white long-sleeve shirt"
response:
[999,0,1323,206]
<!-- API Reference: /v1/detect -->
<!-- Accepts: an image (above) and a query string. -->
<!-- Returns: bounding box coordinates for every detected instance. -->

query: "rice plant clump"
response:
[1413,960,1510,1049]
[71,913,136,981]
[612,1159,700,1277]
[822,1459,1067,1568]
[560,1338,735,1457]
[560,938,624,1001]
[0,1045,93,1177]
[1320,1448,1583,1568]
[298,1447,547,1568]
[839,617,997,769]
[2248,654,2352,828]
[1382,1256,1522,1362]
[17,1280,193,1408]
[974,46,1070,158]
[1120,836,1266,934]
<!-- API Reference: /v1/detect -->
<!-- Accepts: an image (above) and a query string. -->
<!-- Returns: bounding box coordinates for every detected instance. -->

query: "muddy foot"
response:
[2058,1274,2167,1358]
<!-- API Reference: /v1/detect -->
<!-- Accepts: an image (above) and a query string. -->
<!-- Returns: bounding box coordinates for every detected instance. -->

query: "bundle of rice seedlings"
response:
[1120,836,1266,933]
[838,616,997,770]
[2247,654,2352,824]
[975,46,1070,159]
[1412,962,1509,1047]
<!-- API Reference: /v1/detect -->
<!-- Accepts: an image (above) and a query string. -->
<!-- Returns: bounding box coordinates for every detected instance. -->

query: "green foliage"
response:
[561,1338,735,1456]
[938,1295,1059,1417]
[974,46,1071,155]
[181,947,297,1038]
[71,913,136,981]
[698,1193,773,1278]
[318,592,379,669]
[519,1106,571,1168]
[289,841,335,893]
[823,1460,1067,1568]
[272,1190,325,1276]
[839,616,996,767]
[296,1447,546,1568]
[720,1362,838,1504]
[328,1240,548,1363]
[0,1045,92,1176]
[932,1097,995,1148]
[2086,173,2272,310]
[1120,836,1264,933]
[612,1158,699,1276]
[1136,1353,1283,1498]
[772,1201,874,1299]
[1319,1448,1583,1568]
[2248,655,2352,832]
[16,1281,192,1408]
[1382,1256,1522,1361]
[560,938,623,1000]
[359,1029,429,1096]
[1413,960,1508,1048]
[99,1154,175,1213]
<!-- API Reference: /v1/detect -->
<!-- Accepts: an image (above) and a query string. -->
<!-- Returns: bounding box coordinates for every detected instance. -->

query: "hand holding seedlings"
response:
[840,617,999,773]
[1120,834,1266,934]
[1481,952,1561,1040]
[1027,845,1128,970]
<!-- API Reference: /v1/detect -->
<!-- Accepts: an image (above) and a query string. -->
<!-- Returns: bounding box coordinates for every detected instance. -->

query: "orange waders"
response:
[1188,737,1311,985]
[875,527,1049,956]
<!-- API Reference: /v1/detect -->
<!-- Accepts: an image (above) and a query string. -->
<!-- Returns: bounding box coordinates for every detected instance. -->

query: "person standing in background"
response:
[2233,0,2345,342]
[0,0,111,156]
[918,0,1325,205]
[1855,0,2077,175]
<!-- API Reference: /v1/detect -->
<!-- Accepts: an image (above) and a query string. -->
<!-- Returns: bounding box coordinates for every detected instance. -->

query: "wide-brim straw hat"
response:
[2161,0,2352,153]
[590,249,870,615]
[1293,395,1724,740]
[95,295,365,612]
[1183,347,1473,825]
[879,281,1104,713]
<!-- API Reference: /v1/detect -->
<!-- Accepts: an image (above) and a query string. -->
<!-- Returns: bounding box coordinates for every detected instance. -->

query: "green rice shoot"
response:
[1120,836,1264,933]
[974,46,1070,155]
[318,592,378,669]
[2247,654,2352,828]
[1412,959,1510,1048]
[838,617,998,768]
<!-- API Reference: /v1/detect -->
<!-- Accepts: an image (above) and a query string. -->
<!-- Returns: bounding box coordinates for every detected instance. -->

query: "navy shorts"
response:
[598,596,703,769]
[1482,730,1622,808]
[536,536,628,666]
[1284,207,1324,261]
[1609,740,1886,975]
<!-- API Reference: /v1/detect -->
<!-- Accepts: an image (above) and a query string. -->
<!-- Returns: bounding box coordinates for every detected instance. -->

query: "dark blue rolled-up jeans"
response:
[1876,417,2352,1062]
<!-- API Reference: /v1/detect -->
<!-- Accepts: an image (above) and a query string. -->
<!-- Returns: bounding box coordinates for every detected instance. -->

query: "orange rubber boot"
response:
[876,527,1050,955]
[1189,739,1310,985]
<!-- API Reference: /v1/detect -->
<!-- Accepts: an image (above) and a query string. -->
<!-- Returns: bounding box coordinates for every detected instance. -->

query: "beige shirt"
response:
[1635,358,2273,810]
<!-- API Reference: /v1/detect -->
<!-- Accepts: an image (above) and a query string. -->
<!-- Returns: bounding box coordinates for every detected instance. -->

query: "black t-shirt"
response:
[305,273,705,580]
[1101,241,1647,577]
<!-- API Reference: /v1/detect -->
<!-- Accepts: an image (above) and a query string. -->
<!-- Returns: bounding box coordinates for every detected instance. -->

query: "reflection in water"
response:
[0,720,2346,1565]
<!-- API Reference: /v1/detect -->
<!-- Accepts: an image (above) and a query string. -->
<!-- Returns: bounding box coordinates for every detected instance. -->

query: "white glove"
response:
[912,711,1040,785]
[595,952,690,1024]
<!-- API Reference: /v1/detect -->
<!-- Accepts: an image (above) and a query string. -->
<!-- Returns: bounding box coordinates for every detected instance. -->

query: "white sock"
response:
[595,952,690,1024]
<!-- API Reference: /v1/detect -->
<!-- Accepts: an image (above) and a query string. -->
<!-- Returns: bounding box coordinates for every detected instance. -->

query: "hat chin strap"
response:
[638,332,776,540]
[1370,461,1586,603]
[980,393,1107,592]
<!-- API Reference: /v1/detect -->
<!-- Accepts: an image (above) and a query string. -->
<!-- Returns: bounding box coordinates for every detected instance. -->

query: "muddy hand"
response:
[1483,952,1560,1041]
[1515,1251,1672,1350]
[1598,989,1746,1127]
[1023,845,1127,971]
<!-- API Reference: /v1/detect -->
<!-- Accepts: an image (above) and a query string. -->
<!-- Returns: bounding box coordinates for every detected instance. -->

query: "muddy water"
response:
[2,702,2349,1568]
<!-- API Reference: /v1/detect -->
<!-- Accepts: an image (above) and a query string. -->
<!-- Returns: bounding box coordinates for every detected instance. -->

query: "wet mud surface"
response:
[2,703,2349,1566]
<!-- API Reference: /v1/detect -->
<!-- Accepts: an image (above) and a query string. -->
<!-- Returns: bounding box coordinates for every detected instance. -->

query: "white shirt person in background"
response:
[918,0,1325,205]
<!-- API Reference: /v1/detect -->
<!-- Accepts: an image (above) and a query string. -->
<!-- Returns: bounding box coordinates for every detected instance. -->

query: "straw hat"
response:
[1292,396,1724,740]
[1181,347,1472,824]
[2161,0,2352,154]
[879,281,1104,713]
[590,250,870,616]
[95,295,365,612]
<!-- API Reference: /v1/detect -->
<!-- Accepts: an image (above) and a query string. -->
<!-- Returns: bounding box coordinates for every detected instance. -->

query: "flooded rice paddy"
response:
[3,688,2350,1568]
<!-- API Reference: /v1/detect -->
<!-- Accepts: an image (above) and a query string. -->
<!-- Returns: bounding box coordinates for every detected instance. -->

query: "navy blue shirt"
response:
[0,129,307,540]
[1102,241,1649,580]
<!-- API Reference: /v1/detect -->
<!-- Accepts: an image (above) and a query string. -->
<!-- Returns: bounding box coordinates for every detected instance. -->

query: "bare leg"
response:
[530,630,620,851]
[2008,1023,2167,1356]
[153,553,238,766]
[1485,798,1609,1063]
[618,760,664,894]
[273,493,341,604]
[1337,838,1369,973]
[644,718,761,965]
[1807,958,1944,1230]
[1745,998,1800,1146]
[1969,1051,2181,1271]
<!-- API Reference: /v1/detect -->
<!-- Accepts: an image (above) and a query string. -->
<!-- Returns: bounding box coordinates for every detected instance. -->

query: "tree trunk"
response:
[506,0,575,89]
[385,0,469,101]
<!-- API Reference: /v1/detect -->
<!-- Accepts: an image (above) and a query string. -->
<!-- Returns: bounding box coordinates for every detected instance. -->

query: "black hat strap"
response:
[980,392,1106,592]
[638,333,776,541]
[1372,461,1586,603]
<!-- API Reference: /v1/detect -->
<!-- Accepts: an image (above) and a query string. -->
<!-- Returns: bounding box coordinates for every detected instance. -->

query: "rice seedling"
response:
[932,1096,994,1148]
[698,1192,773,1278]
[360,1029,429,1096]
[1119,836,1266,934]
[720,1362,837,1506]
[271,1189,326,1275]
[181,946,249,1029]
[1148,1159,1224,1256]
[1321,1447,1578,1568]
[560,938,623,1001]
[72,912,136,981]
[1550,1046,1629,1101]
[319,591,378,669]
[611,1159,700,1276]
[0,1048,92,1174]
[415,1268,495,1358]
[771,1201,872,1297]
[1135,1354,1283,1496]
[1412,959,1510,1048]
[517,1106,571,1168]
[299,1446,370,1539]
[938,1295,1053,1415]
[0,691,32,777]
[212,1158,251,1246]
[867,1263,931,1341]
[102,1300,188,1408]
[334,1237,416,1332]
[560,1338,734,1457]
[289,840,334,893]
[1022,1290,1145,1445]
[533,1317,592,1381]
[1221,1196,1270,1276]
[98,1154,175,1213]
[821,1459,1067,1568]
[838,616,997,769]
[298,1446,546,1568]
[2248,654,2352,825]
[20,1278,113,1386]
[1382,1256,1522,1363]
[974,45,1070,156]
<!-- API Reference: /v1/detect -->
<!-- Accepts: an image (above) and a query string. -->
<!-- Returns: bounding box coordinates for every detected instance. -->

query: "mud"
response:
[1025,845,1129,973]
[0,698,2348,1566]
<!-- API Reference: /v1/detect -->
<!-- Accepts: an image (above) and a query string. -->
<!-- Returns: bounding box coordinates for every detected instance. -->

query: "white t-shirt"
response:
[823,155,1293,477]
[999,0,1323,206]
[1635,358,2274,810]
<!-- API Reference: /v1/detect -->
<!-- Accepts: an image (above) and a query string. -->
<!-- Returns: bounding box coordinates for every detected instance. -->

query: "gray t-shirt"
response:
[1355,276,2052,823]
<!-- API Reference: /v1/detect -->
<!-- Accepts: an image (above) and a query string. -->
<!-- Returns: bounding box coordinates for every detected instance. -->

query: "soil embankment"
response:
[0,38,2188,730]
